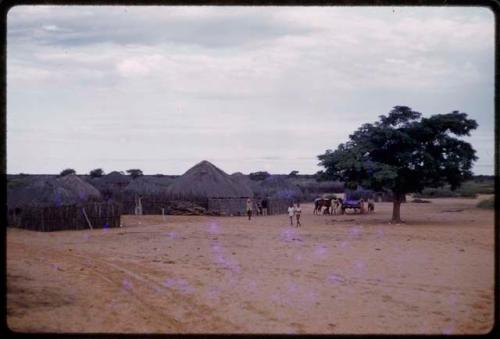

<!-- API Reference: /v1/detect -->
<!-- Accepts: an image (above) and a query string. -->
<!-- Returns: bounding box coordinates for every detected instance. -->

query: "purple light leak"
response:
[166,231,177,239]
[207,221,220,235]
[376,228,385,239]
[340,240,350,249]
[328,272,345,285]
[210,239,241,274]
[103,222,109,229]
[442,325,454,335]
[352,260,367,277]
[348,226,362,239]
[163,278,195,294]
[207,287,220,300]
[314,244,328,258]
[247,280,258,293]
[304,289,318,305]
[280,227,301,243]
[287,281,299,294]
[79,190,86,199]
[123,278,133,290]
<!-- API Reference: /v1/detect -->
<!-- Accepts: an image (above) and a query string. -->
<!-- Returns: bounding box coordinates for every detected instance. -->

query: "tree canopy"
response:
[126,169,144,179]
[317,106,478,222]
[59,168,76,177]
[89,168,105,178]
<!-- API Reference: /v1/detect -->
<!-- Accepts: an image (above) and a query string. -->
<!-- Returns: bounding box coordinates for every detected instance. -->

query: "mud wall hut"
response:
[167,160,253,216]
[7,175,121,231]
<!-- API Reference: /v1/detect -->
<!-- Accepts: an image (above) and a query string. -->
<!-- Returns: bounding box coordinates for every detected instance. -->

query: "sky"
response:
[7,6,495,175]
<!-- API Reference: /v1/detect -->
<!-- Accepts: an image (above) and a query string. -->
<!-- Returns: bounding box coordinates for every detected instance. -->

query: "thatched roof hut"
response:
[124,176,174,196]
[8,174,101,209]
[249,175,303,201]
[7,175,120,231]
[122,176,175,215]
[89,171,131,200]
[167,160,253,200]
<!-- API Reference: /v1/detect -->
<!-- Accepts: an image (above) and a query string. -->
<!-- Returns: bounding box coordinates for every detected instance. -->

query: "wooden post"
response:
[82,207,93,230]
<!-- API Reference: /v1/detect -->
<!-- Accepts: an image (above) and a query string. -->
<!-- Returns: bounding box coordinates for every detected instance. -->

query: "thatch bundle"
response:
[167,160,253,200]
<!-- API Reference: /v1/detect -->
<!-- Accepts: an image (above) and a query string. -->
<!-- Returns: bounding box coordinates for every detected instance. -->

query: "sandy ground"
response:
[7,195,495,334]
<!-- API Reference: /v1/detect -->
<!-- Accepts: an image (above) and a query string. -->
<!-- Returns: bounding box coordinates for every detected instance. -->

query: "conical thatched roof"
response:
[167,160,253,199]
[8,174,102,209]
[124,176,174,196]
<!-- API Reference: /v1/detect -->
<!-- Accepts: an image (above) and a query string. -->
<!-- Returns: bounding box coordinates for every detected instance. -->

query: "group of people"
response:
[245,198,302,227]
[287,202,302,227]
[246,197,269,220]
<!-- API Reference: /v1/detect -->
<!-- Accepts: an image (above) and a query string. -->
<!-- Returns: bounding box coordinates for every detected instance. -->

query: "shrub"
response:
[477,197,494,209]
[89,168,104,178]
[249,171,270,181]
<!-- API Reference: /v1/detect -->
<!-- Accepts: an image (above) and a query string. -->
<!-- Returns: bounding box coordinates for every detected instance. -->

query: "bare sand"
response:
[7,195,495,334]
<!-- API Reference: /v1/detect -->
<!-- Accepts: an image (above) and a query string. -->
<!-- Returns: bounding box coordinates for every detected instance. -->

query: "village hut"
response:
[166,160,253,216]
[232,174,295,215]
[88,171,131,201]
[7,174,121,231]
[122,176,175,215]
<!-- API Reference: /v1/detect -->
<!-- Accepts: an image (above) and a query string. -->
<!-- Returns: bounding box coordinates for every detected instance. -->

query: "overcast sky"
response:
[7,6,495,175]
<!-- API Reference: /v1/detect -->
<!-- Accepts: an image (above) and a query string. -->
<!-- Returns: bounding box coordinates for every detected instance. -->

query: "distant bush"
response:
[249,171,270,181]
[414,183,480,199]
[89,168,104,178]
[60,168,76,176]
[456,180,494,195]
[477,197,494,209]
[126,169,143,179]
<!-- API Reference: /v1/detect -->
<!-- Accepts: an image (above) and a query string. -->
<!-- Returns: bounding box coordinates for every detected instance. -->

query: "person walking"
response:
[295,202,302,227]
[287,202,295,226]
[246,198,253,220]
[261,197,268,216]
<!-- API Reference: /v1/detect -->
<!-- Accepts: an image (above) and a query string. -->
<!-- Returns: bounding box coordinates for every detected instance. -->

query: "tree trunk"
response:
[391,192,403,223]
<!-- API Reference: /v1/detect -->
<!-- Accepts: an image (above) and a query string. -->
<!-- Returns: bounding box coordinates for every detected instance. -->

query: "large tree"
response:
[318,106,478,222]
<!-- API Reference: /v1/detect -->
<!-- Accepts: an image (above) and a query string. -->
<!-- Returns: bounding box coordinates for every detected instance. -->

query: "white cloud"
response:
[6,6,495,175]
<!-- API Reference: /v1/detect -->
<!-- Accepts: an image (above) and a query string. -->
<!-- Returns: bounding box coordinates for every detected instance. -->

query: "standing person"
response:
[261,197,268,216]
[287,202,295,226]
[257,201,263,216]
[359,198,365,214]
[295,202,302,227]
[367,198,375,212]
[246,198,253,220]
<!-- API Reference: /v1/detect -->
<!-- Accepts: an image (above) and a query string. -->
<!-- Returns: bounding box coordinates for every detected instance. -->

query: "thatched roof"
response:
[167,160,253,200]
[250,175,303,200]
[124,176,174,196]
[88,171,131,194]
[8,174,102,209]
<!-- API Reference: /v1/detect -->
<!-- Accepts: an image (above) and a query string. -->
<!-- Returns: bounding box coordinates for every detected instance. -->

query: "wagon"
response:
[341,200,362,214]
